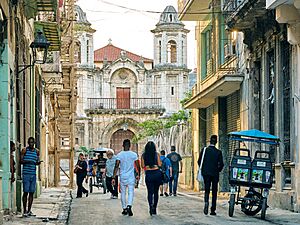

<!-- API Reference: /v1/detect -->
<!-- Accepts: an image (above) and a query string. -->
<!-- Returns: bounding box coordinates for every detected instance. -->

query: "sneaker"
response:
[160,193,163,197]
[127,205,133,216]
[86,192,89,197]
[22,212,28,218]
[27,211,36,217]
[122,208,128,215]
[173,193,177,196]
[169,193,173,196]
[112,196,118,199]
[164,192,169,197]
[204,202,209,215]
[210,211,217,216]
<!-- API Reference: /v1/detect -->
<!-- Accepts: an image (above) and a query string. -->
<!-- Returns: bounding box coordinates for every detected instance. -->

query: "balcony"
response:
[185,56,243,108]
[223,0,267,30]
[178,0,211,21]
[87,98,165,114]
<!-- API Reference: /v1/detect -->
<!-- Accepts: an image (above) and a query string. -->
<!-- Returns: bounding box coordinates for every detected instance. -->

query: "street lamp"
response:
[18,30,50,73]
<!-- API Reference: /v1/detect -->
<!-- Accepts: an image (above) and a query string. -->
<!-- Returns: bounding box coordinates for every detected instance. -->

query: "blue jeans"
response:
[169,172,179,194]
[23,174,36,193]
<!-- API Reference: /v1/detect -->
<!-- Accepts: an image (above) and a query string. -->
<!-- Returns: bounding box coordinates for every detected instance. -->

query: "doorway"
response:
[116,87,130,109]
[110,129,137,155]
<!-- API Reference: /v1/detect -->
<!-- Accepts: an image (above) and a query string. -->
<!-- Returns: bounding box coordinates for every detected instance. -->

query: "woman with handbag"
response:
[141,141,162,216]
[75,153,88,198]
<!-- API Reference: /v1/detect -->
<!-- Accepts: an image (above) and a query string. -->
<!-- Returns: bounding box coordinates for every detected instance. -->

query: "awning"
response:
[178,0,212,21]
[34,22,60,51]
[229,129,280,145]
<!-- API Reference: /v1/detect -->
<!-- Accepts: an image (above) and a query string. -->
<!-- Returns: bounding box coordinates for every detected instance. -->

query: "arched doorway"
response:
[110,129,138,155]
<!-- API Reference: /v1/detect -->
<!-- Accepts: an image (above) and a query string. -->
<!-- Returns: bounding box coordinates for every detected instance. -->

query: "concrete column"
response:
[161,33,167,64]
[84,120,89,147]
[161,72,167,112]
[294,45,300,211]
[0,40,12,210]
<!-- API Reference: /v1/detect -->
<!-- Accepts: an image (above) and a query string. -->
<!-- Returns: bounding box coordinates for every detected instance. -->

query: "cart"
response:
[88,147,111,194]
[228,130,280,220]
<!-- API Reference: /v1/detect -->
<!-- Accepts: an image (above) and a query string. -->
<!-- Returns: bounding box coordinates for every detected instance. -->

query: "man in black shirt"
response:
[198,135,224,215]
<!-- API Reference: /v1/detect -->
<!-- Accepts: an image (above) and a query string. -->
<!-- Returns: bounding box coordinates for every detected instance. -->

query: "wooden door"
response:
[110,129,138,155]
[116,87,130,109]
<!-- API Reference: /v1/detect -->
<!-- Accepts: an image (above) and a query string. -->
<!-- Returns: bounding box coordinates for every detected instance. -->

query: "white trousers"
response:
[120,181,135,209]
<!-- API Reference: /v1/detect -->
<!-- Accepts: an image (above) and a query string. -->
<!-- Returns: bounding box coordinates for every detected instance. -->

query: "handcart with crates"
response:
[228,129,280,220]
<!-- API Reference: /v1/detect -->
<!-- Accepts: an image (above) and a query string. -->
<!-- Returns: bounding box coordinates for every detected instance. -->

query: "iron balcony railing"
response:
[223,0,247,13]
[88,98,163,110]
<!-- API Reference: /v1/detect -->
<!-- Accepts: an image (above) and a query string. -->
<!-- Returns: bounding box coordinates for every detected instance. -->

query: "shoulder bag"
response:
[197,147,207,182]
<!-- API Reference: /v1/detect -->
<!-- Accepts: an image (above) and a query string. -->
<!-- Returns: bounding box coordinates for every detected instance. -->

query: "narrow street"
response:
[68,186,299,225]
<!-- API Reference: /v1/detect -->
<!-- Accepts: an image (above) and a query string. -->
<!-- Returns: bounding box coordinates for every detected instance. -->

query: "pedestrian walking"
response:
[112,139,140,216]
[141,142,163,216]
[198,135,224,216]
[159,150,172,197]
[75,153,89,198]
[105,149,118,199]
[167,146,182,196]
[20,137,42,217]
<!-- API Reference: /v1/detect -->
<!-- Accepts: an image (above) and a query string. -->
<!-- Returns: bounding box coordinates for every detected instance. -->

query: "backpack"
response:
[160,157,169,183]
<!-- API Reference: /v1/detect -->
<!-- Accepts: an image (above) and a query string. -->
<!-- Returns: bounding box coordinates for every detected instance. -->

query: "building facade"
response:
[0,0,61,216]
[178,0,300,211]
[75,6,190,156]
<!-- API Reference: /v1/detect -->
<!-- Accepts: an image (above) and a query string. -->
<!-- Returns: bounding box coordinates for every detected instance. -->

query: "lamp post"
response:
[18,30,50,73]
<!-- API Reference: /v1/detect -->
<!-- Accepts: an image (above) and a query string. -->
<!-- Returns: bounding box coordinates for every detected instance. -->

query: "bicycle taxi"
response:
[228,129,280,219]
[88,147,111,194]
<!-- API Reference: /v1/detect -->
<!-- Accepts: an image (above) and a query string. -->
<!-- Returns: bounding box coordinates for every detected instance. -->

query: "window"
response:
[86,39,89,64]
[169,14,173,22]
[167,40,177,63]
[158,40,161,63]
[171,87,174,95]
[201,28,212,79]
[75,138,79,145]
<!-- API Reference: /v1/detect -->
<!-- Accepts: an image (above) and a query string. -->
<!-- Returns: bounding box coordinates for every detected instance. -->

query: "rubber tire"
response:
[229,194,235,217]
[89,177,93,193]
[261,197,267,220]
[241,192,262,216]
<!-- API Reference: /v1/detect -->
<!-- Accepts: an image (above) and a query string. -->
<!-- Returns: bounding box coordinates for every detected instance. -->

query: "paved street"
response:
[68,186,300,225]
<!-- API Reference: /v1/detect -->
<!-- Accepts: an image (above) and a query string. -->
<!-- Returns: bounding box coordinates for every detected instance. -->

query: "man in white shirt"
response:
[112,139,140,216]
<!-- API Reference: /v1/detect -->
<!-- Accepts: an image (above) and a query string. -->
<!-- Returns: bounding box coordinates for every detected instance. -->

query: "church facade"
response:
[75,5,190,154]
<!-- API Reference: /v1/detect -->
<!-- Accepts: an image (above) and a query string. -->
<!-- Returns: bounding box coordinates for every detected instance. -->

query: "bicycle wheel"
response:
[229,194,235,217]
[261,197,267,220]
[241,191,262,216]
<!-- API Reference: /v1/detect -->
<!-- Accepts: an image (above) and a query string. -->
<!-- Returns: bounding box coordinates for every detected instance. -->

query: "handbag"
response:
[197,147,207,182]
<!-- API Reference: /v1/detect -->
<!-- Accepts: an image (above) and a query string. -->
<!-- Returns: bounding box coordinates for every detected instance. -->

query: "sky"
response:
[77,0,196,69]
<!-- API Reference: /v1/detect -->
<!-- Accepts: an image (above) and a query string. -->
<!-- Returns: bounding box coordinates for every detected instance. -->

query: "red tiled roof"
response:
[94,44,153,63]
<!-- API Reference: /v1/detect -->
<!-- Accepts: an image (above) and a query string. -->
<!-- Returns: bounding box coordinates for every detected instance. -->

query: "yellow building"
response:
[178,0,247,191]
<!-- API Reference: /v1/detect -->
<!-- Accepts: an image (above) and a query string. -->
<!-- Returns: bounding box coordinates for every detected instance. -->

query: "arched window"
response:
[167,40,177,63]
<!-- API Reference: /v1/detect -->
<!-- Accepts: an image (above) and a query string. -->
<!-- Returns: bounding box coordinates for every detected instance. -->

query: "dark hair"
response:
[79,153,84,157]
[171,146,176,151]
[123,139,131,147]
[210,135,218,145]
[160,150,166,155]
[28,137,35,143]
[10,141,15,147]
[143,141,157,168]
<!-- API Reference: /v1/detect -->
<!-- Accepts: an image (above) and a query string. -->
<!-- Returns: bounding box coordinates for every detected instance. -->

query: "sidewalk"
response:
[3,187,72,225]
[177,188,300,225]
